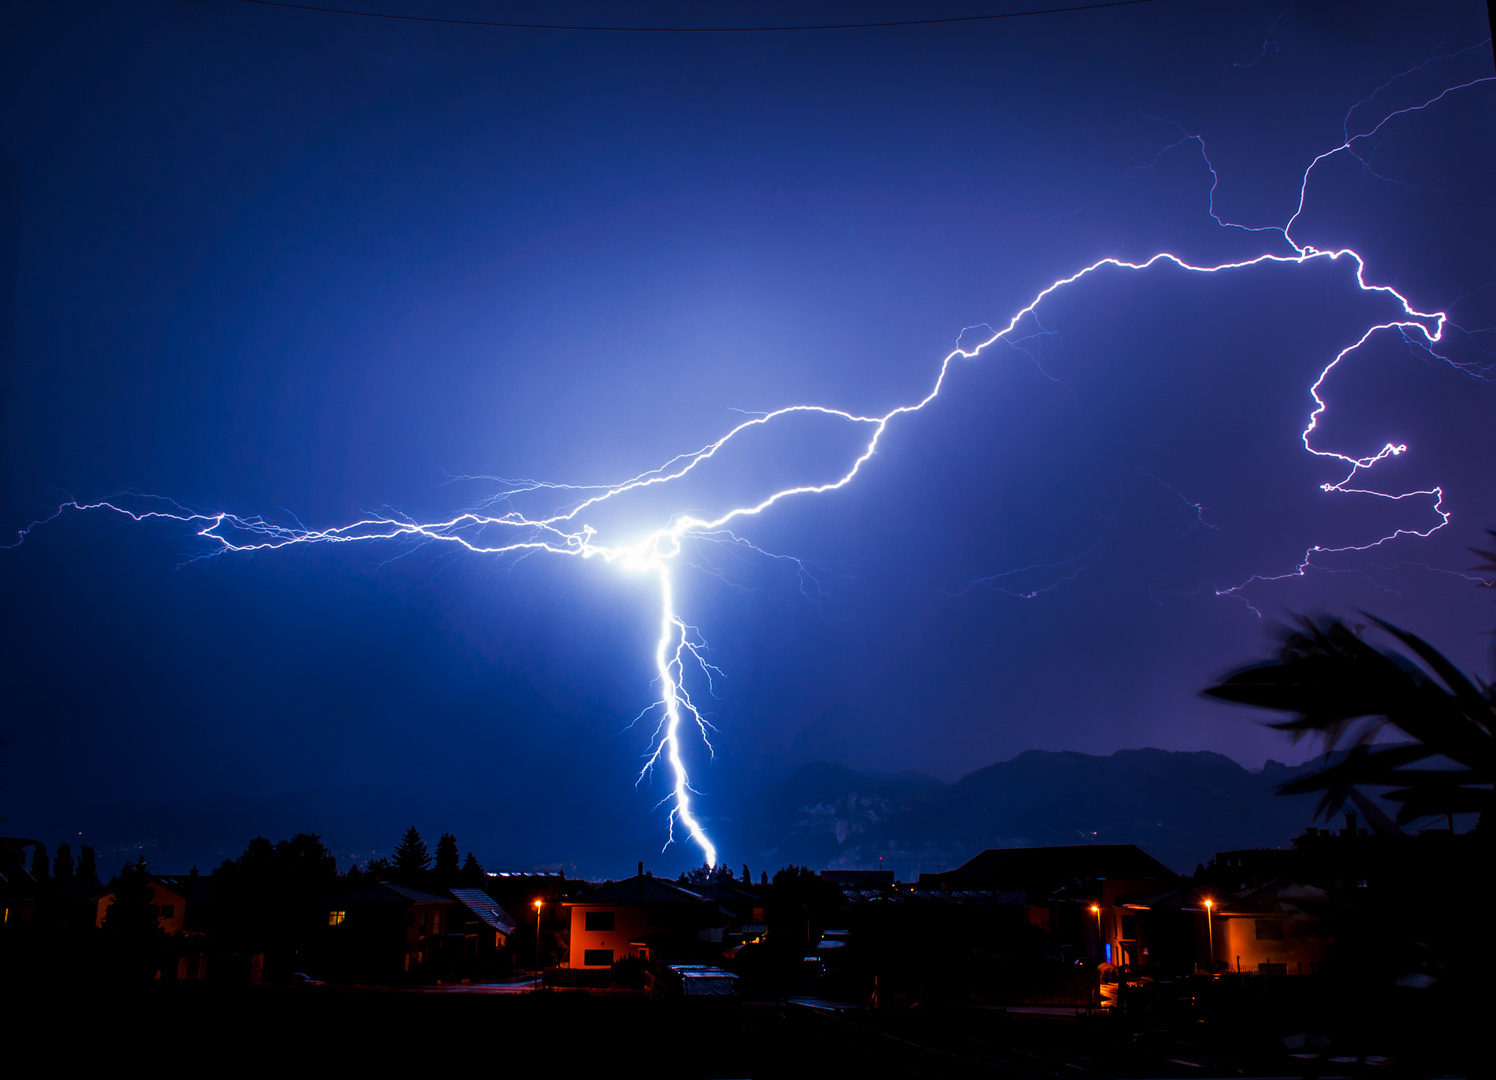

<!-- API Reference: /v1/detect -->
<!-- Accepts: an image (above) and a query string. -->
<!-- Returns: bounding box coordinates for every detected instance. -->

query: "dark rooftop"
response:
[920,845,1178,889]
[568,875,708,905]
[336,882,451,905]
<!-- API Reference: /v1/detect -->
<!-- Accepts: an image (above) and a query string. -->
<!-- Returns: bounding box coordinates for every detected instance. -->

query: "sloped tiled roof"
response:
[568,875,707,905]
[450,888,517,933]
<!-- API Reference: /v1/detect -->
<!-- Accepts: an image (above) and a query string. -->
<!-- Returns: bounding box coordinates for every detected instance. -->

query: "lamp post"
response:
[1202,897,1214,969]
[1090,903,1103,959]
[533,900,543,974]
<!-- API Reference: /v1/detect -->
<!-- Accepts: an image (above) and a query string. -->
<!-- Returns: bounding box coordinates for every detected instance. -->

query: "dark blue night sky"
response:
[2,1,1493,875]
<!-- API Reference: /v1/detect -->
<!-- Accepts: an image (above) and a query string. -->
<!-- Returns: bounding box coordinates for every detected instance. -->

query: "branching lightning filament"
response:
[11,65,1492,866]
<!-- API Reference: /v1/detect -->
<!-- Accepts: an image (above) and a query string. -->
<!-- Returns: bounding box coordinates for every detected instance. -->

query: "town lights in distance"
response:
[12,64,1492,868]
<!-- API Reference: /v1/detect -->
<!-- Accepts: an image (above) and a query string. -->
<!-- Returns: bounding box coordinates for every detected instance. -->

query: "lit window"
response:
[328,910,346,926]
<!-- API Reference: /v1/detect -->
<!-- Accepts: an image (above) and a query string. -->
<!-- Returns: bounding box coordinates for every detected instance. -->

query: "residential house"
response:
[564,867,725,969]
[0,837,39,930]
[321,882,454,981]
[918,844,1179,971]
[449,887,517,970]
[92,872,212,938]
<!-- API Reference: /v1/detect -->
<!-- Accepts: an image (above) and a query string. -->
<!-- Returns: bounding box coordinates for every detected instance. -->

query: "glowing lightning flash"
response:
[10,68,1492,867]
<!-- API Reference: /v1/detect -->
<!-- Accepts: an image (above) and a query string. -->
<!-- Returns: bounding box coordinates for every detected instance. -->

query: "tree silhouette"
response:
[767,865,846,950]
[77,845,99,889]
[213,834,340,974]
[433,833,460,888]
[1205,612,1493,831]
[103,858,159,935]
[29,842,48,883]
[101,857,165,980]
[53,842,74,885]
[391,826,430,884]
[680,862,746,889]
[460,852,485,887]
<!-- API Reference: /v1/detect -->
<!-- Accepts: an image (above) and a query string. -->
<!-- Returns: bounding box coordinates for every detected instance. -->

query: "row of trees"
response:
[23,841,101,888]
[354,826,487,889]
[678,862,768,887]
[207,826,493,894]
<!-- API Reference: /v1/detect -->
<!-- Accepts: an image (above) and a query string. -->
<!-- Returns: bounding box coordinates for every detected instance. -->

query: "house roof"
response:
[698,879,760,903]
[153,875,213,902]
[1128,882,1206,910]
[450,888,517,933]
[924,845,1177,888]
[335,882,451,905]
[848,887,1018,909]
[567,875,708,905]
[1220,878,1337,915]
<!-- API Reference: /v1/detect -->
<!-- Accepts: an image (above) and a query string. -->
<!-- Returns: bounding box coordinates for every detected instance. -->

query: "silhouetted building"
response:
[919,843,1179,970]
[821,869,895,889]
[321,882,454,981]
[0,837,40,928]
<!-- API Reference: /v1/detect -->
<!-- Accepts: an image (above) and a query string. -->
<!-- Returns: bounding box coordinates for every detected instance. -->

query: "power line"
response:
[231,0,1160,34]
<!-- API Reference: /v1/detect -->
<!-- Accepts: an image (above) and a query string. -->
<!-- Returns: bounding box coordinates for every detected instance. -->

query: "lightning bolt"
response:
[9,62,1492,866]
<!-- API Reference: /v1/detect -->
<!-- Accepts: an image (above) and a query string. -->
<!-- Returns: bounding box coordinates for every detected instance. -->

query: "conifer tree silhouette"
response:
[433,833,460,888]
[391,826,431,885]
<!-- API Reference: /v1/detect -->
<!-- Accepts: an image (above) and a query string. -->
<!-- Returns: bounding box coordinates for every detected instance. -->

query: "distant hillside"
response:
[720,748,1327,877]
[8,749,1333,880]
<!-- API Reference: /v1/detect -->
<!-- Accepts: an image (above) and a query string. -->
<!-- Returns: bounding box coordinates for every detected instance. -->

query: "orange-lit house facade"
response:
[1195,880,1333,975]
[92,873,207,938]
[564,872,723,969]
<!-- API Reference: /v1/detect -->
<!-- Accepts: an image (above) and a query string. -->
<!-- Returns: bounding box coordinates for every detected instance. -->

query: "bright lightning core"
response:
[11,65,1492,868]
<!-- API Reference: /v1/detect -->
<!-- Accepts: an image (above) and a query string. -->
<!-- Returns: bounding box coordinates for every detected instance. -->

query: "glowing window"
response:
[328,910,346,926]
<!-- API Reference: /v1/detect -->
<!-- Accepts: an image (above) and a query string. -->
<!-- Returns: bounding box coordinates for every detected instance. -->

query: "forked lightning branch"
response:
[12,69,1491,867]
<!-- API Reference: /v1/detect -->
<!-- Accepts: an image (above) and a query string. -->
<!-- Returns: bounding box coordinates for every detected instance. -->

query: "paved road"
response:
[413,978,541,994]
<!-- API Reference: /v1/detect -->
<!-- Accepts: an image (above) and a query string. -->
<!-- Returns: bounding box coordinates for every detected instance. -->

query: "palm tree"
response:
[1203,533,1495,832]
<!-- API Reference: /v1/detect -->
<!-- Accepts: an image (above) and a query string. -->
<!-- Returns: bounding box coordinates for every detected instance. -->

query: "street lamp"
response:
[533,900,543,973]
[1202,897,1214,969]
[1090,904,1102,959]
